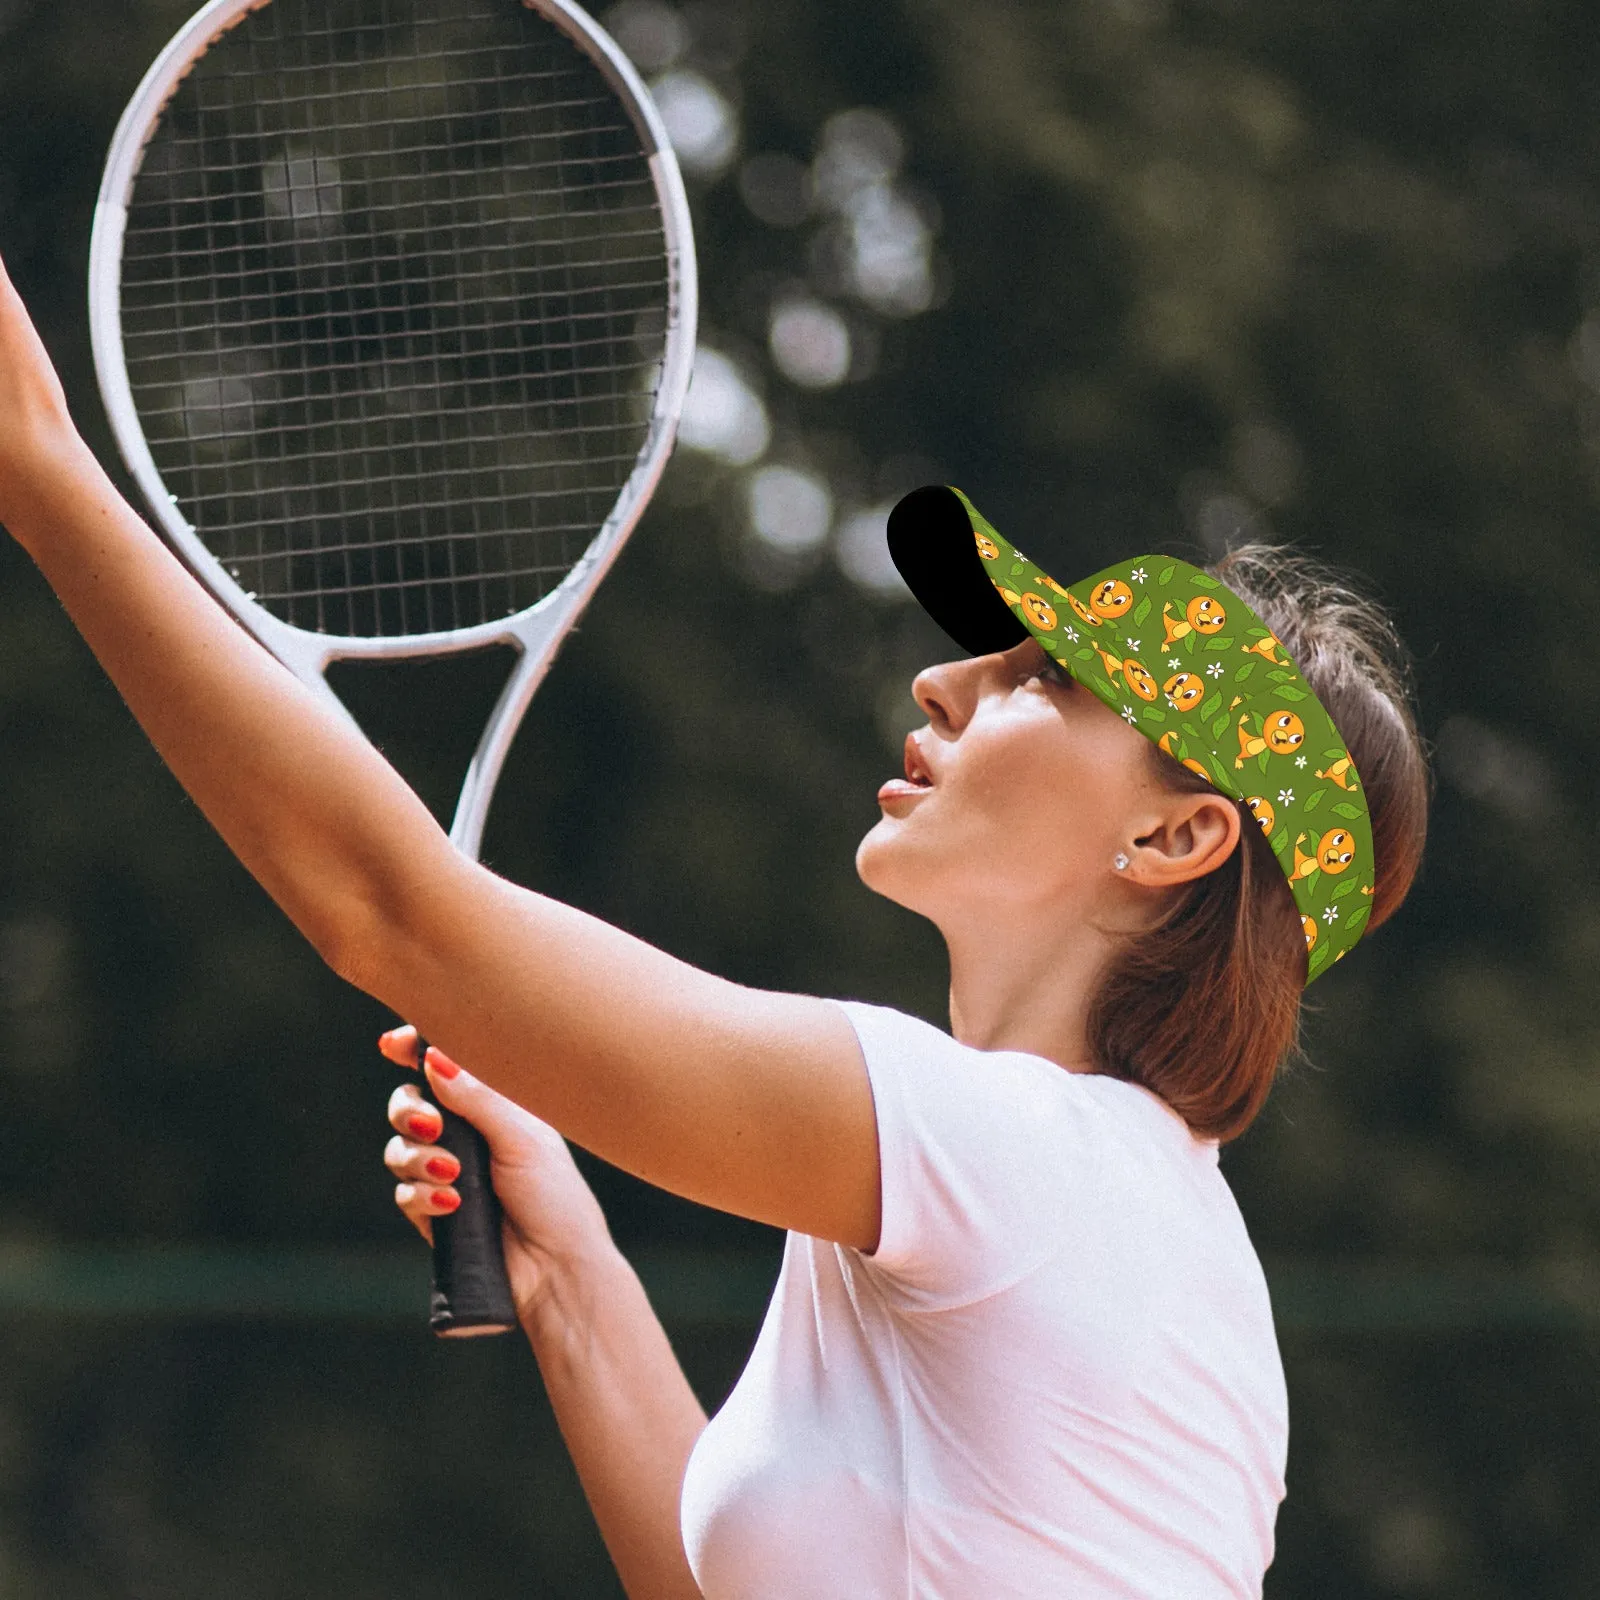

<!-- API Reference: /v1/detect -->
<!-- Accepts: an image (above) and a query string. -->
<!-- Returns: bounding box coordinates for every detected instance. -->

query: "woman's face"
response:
[856,639,1163,927]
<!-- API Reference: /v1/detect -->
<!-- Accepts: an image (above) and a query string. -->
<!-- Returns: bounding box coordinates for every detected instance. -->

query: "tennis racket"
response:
[87,0,697,1336]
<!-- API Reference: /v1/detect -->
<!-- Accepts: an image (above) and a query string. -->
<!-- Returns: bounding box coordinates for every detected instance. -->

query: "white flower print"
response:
[1167,656,1182,670]
[1064,625,1079,642]
[1277,788,1295,806]
[1131,567,1148,583]
[1121,705,1139,725]
[1295,755,1307,768]
[1322,904,1339,925]
[1205,662,1224,679]
[1126,638,1141,653]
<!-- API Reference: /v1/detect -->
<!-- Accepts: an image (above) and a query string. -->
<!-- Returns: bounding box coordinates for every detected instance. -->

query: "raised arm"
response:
[0,255,882,1251]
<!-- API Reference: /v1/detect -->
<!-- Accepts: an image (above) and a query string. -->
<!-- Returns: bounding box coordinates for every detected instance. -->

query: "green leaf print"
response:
[1322,747,1346,760]
[1206,636,1235,651]
[1302,788,1326,812]
[1308,944,1331,977]
[1074,647,1094,661]
[1158,565,1176,586]
[1245,626,1269,638]
[1133,596,1152,625]
[1330,877,1359,900]
[1271,828,1289,852]
[1343,905,1371,935]
[1184,631,1198,656]
[1332,802,1364,819]
[1235,661,1257,682]
[1143,706,1166,723]
[1267,668,1293,682]
[1199,693,1221,720]
[1274,685,1309,702]
[1190,574,1221,589]
[1211,714,1230,739]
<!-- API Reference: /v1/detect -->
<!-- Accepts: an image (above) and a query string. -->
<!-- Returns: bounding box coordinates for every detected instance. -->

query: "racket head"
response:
[89,0,697,668]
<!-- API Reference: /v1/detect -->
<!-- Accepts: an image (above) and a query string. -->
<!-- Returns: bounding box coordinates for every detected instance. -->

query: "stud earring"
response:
[1113,852,1130,871]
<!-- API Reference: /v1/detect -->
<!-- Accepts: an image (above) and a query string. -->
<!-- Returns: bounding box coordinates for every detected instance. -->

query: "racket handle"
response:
[423,1044,518,1338]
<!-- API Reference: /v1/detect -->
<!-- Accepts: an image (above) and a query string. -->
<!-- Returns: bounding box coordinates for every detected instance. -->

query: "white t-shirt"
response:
[679,1000,1288,1599]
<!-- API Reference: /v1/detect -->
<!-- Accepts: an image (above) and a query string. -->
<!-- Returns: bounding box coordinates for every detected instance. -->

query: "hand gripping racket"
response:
[88,0,697,1336]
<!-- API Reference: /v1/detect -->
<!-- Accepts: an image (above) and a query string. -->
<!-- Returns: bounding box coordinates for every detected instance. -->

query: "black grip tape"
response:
[422,1043,518,1337]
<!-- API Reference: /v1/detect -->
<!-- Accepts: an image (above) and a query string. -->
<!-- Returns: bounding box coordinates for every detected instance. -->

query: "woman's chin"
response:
[855,816,894,878]
[855,816,928,905]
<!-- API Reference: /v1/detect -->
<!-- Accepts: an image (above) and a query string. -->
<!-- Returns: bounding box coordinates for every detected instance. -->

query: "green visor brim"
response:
[886,485,1376,984]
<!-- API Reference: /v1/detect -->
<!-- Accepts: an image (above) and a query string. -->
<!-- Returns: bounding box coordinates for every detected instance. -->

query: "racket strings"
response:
[118,0,669,638]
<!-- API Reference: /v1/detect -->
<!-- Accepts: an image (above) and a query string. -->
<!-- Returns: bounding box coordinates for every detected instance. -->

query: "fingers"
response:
[384,1131,461,1187]
[377,1026,467,1082]
[415,1044,526,1139]
[395,1184,464,1216]
[378,1024,421,1069]
[393,1178,460,1245]
[386,1081,461,1241]
[387,1080,444,1142]
[377,1027,470,1090]
[383,1031,570,1180]
[379,1027,521,1134]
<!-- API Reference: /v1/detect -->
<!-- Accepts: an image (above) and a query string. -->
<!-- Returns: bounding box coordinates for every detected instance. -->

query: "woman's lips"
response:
[877,778,932,808]
[882,732,934,807]
[902,732,933,787]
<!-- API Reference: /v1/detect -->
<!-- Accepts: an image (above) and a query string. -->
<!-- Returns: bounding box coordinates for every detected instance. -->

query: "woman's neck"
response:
[941,913,1112,1074]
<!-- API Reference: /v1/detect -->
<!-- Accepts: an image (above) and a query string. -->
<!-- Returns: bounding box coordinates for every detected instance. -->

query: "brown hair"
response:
[1087,544,1430,1142]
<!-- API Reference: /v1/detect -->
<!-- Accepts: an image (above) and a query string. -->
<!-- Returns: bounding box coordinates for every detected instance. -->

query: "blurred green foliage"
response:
[1,0,1598,1594]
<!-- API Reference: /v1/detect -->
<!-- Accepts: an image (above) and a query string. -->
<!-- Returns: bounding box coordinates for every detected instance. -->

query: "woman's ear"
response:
[1129,792,1242,888]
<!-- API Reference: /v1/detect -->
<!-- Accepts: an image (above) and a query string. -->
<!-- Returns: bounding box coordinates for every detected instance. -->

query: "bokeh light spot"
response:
[834,505,910,599]
[748,465,833,553]
[813,108,904,209]
[769,297,851,389]
[602,0,688,73]
[679,348,769,465]
[651,69,738,179]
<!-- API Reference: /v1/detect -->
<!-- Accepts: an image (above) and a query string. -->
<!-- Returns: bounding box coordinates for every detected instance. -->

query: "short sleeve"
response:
[835,999,1084,1311]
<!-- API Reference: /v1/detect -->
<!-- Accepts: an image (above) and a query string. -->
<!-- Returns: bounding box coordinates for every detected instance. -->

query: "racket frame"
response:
[87,0,698,859]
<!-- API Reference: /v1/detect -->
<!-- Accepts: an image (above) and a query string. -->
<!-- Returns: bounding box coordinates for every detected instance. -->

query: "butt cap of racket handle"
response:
[427,1095,518,1338]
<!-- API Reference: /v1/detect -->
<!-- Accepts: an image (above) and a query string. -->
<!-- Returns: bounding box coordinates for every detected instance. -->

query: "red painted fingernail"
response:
[425,1048,461,1080]
[425,1157,458,1181]
[407,1114,440,1139]
[433,1189,461,1212]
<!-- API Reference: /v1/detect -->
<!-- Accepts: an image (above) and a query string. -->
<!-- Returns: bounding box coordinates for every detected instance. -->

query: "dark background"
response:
[2,0,1597,1594]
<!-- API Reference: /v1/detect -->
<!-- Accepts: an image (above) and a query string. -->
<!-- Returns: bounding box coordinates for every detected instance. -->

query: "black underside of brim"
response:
[887,486,1030,656]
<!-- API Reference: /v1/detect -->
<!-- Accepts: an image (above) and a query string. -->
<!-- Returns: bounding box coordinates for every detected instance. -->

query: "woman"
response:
[0,254,1427,1598]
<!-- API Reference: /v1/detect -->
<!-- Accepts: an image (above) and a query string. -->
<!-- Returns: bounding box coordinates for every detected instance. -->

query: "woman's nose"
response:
[912,654,993,734]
